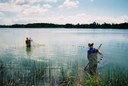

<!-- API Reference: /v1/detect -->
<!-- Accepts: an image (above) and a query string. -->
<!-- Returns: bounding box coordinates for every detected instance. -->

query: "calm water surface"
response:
[0,28,128,85]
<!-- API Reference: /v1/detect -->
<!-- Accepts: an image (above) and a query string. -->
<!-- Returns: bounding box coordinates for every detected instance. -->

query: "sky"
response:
[0,0,128,25]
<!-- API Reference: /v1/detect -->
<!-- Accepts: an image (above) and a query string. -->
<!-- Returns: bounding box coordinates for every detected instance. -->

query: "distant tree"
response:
[101,22,111,28]
[65,23,74,28]
[0,22,128,29]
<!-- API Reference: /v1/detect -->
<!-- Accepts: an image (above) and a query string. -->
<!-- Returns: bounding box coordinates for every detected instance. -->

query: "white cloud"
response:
[120,15,128,22]
[42,0,58,3]
[11,0,58,5]
[0,17,13,25]
[59,0,79,9]
[0,3,21,15]
[21,4,52,15]
[0,0,127,25]
[0,11,128,25]
[42,13,126,24]
[31,0,58,3]
[0,3,52,16]
[0,12,5,17]
[13,0,30,5]
[0,0,52,25]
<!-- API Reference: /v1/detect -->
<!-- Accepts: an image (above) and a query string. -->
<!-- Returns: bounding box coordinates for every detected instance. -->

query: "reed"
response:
[66,64,128,86]
[1,57,128,86]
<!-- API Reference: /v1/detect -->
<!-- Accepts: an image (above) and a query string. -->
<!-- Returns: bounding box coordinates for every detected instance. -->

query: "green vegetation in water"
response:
[65,64,128,86]
[100,65,128,86]
[0,58,48,86]
[0,57,128,86]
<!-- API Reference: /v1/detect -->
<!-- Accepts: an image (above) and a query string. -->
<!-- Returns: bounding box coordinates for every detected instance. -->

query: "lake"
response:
[0,28,128,85]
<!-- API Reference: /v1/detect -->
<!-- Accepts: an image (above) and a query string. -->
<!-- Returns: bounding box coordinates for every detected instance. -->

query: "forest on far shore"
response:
[0,22,128,29]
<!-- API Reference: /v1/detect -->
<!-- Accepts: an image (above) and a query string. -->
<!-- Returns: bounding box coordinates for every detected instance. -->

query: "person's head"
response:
[26,37,28,40]
[88,43,94,48]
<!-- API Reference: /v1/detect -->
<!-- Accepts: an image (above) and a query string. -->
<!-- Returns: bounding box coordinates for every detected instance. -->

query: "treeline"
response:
[0,22,128,29]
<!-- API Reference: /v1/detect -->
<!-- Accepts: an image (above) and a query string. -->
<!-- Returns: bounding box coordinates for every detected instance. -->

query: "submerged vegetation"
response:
[62,63,128,86]
[0,57,128,86]
[0,22,128,29]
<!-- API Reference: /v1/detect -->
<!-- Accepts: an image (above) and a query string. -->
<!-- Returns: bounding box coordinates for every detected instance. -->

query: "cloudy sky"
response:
[0,0,128,25]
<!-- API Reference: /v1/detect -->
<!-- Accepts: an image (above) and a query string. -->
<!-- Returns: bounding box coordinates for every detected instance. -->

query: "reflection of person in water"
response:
[26,47,32,56]
[25,37,32,48]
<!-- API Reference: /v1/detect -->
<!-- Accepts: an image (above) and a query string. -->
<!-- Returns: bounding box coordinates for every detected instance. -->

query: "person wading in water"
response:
[87,43,103,75]
[25,37,32,48]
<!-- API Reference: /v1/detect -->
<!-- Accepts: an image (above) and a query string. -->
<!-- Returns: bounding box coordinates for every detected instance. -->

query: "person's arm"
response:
[98,49,103,58]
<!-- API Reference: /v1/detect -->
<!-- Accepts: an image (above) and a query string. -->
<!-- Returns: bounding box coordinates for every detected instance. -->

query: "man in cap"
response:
[87,43,103,75]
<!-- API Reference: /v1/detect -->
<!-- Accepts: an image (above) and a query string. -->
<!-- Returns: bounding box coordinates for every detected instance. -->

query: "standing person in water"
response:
[25,37,32,48]
[87,43,103,75]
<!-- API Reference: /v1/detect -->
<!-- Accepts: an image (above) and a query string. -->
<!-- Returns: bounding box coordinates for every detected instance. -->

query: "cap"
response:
[88,43,94,47]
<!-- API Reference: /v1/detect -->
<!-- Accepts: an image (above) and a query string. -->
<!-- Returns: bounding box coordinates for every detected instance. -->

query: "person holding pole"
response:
[86,43,103,75]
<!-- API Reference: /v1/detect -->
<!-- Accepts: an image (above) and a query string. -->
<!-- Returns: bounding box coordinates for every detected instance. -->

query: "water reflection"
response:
[26,47,32,56]
[0,29,128,85]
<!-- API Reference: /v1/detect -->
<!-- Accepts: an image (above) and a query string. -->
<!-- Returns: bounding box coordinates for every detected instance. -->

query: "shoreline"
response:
[0,22,128,29]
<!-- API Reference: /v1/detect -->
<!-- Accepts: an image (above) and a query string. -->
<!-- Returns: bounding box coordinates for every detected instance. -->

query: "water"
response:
[0,28,128,85]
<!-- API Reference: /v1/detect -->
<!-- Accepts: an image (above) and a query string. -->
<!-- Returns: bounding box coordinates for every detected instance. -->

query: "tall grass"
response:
[65,64,128,86]
[0,58,48,86]
[101,65,128,86]
[1,57,128,86]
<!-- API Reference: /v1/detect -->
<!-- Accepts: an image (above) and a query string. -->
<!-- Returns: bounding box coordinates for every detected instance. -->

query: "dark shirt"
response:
[87,48,98,65]
[88,48,98,55]
[26,40,31,48]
